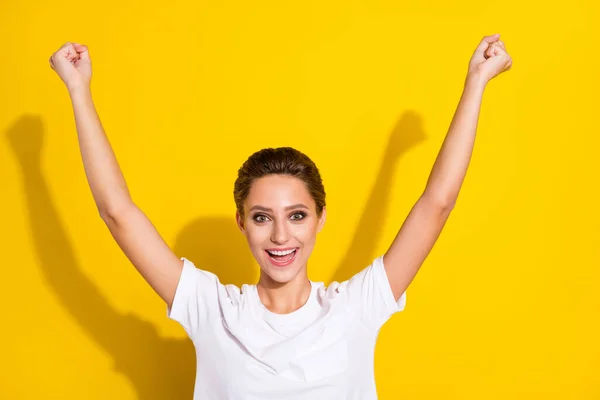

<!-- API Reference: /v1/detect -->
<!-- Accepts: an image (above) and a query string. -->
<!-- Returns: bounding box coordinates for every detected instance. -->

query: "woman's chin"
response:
[264,267,297,283]
[261,259,304,284]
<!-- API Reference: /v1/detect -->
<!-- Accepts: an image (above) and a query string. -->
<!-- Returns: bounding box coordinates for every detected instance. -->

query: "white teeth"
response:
[267,249,296,256]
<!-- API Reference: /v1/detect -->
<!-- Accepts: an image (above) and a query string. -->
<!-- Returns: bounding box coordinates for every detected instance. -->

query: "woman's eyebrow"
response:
[250,204,309,212]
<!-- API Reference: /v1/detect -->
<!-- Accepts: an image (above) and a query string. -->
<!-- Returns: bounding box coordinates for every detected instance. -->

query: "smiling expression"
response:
[236,174,326,285]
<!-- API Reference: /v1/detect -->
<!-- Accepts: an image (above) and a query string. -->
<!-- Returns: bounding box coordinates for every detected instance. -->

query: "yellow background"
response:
[1,0,599,398]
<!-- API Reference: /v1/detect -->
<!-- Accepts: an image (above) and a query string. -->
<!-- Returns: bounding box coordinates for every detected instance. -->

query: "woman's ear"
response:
[236,210,245,233]
[317,206,327,233]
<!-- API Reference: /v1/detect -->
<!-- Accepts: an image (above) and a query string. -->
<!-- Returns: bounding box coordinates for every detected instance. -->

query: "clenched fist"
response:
[468,34,513,84]
[49,42,92,92]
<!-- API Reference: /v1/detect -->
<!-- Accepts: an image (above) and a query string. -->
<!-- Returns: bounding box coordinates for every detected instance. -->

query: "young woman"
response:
[49,34,512,399]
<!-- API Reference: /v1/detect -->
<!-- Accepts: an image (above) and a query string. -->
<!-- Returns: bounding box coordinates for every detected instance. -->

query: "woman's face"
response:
[236,174,326,285]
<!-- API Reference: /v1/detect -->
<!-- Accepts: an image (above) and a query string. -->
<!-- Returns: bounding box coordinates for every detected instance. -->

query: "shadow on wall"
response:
[6,111,425,399]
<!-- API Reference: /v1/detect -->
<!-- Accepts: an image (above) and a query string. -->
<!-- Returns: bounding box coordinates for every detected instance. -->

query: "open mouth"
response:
[265,248,298,267]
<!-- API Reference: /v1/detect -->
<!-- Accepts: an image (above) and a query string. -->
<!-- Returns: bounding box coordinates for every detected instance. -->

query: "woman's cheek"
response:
[247,223,270,247]
[293,223,314,243]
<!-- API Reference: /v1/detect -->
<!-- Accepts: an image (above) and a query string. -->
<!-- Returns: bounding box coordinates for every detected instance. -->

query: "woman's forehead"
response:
[246,175,314,208]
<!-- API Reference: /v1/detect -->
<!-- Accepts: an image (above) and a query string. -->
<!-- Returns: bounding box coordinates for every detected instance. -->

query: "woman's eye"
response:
[253,214,269,222]
[291,212,306,221]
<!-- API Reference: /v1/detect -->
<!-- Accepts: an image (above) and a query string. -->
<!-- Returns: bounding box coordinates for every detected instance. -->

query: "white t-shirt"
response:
[168,255,407,400]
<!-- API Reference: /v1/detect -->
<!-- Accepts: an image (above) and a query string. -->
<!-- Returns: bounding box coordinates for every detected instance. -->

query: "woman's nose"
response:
[270,220,290,244]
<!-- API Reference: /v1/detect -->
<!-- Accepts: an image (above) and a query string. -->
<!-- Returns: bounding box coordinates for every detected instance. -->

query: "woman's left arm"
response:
[384,34,513,301]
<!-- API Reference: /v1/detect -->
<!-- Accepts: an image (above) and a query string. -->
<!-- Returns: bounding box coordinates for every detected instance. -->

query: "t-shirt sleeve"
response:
[343,255,407,330]
[167,257,221,338]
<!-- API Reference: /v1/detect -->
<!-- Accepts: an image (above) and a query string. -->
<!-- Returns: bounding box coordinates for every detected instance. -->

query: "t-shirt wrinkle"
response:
[168,255,407,400]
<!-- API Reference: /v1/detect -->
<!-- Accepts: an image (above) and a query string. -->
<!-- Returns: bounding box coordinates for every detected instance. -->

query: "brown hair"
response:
[234,147,326,218]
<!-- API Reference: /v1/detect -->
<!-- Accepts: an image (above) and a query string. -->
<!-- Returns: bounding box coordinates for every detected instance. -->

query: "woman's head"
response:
[234,147,326,284]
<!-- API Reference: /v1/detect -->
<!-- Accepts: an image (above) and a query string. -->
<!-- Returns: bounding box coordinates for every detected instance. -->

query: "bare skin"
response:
[236,174,326,314]
[48,34,511,312]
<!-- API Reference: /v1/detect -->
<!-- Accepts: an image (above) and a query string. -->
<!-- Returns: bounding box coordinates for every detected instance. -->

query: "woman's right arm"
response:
[50,42,183,308]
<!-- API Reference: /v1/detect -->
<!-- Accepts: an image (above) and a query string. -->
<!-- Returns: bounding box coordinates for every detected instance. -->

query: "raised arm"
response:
[49,42,183,308]
[383,34,513,300]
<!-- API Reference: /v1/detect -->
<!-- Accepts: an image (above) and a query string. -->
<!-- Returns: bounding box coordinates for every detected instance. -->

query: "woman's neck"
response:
[256,272,312,315]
